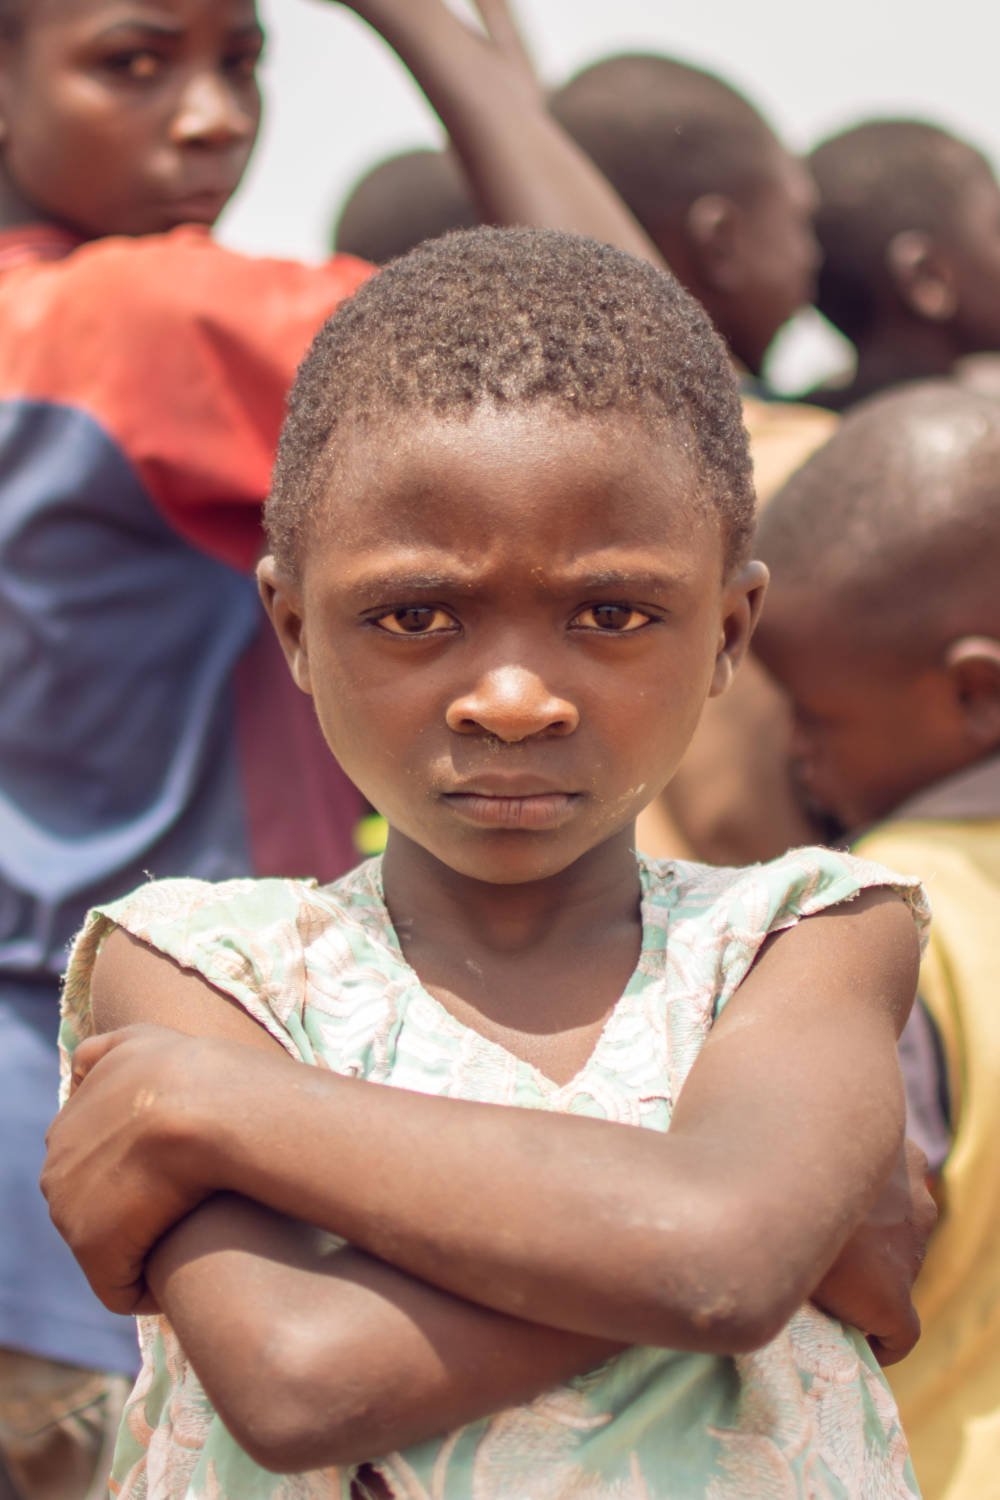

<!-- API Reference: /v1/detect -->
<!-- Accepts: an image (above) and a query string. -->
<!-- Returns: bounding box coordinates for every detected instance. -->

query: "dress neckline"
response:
[349,853,673,1098]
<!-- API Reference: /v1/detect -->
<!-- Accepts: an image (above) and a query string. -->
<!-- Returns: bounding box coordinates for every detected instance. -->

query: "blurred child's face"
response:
[947,161,1000,353]
[0,0,262,237]
[263,407,764,887]
[719,144,820,373]
[754,588,968,832]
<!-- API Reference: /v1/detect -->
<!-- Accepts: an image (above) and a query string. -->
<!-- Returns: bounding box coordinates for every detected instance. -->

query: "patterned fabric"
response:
[60,848,930,1499]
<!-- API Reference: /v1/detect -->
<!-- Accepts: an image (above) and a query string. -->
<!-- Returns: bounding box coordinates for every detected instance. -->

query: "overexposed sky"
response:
[219,1,1000,388]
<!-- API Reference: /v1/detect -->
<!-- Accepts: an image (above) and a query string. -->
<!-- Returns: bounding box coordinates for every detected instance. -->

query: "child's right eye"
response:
[372,607,457,636]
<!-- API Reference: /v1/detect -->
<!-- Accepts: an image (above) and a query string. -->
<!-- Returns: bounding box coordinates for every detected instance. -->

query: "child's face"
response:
[0,0,262,237]
[754,587,967,832]
[262,406,764,887]
[718,144,820,373]
[947,163,1000,353]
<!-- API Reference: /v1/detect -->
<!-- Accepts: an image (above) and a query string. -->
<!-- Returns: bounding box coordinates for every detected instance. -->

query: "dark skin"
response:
[753,584,1000,835]
[810,161,1000,411]
[656,137,820,377]
[45,407,935,1474]
[0,0,264,236]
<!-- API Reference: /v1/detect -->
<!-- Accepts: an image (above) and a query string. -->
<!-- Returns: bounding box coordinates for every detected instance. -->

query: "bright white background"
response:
[219,0,1000,390]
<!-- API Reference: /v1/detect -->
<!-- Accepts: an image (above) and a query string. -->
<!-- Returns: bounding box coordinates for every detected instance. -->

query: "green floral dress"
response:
[60,848,929,1499]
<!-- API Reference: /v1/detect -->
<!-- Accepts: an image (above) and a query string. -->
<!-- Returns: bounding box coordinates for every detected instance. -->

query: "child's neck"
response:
[381,828,642,957]
[848,319,962,404]
[380,830,644,1085]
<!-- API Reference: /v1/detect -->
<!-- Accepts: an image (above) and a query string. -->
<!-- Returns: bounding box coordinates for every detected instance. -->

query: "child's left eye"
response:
[373,606,457,635]
[572,604,652,632]
[104,50,164,81]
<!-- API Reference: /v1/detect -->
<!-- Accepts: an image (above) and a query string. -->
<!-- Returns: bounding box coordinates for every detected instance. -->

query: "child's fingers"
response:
[67,1024,161,1095]
[470,0,539,87]
[69,1031,128,1094]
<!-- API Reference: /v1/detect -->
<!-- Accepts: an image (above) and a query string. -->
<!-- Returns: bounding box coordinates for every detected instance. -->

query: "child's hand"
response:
[42,1024,270,1314]
[810,1140,937,1364]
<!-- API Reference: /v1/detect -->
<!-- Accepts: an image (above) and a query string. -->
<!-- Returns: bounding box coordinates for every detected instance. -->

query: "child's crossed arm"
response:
[43,894,934,1472]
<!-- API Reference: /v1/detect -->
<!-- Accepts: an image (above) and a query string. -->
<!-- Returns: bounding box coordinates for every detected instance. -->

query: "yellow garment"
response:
[855,817,1000,1500]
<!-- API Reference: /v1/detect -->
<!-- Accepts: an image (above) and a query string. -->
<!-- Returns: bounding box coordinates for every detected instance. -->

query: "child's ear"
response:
[886,230,959,322]
[709,561,769,698]
[685,194,744,292]
[256,555,313,696]
[945,635,1000,747]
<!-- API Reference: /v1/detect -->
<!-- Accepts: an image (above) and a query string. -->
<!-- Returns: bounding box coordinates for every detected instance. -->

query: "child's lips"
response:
[441,791,581,831]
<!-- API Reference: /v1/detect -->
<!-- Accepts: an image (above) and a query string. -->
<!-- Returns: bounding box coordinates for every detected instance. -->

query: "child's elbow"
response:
[636,1198,802,1355]
[216,1325,374,1473]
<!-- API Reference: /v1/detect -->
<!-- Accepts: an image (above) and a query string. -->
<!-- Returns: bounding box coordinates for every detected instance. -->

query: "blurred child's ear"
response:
[887,231,959,323]
[685,194,744,292]
[256,556,313,696]
[945,636,1000,747]
[709,560,769,698]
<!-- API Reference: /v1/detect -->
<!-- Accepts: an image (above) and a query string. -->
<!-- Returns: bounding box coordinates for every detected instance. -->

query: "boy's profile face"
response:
[262,406,764,888]
[755,588,969,832]
[0,0,262,237]
[946,161,1000,353]
[715,144,820,373]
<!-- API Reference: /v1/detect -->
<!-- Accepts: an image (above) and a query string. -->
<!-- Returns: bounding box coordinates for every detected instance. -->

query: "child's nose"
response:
[445,665,579,741]
[170,72,256,149]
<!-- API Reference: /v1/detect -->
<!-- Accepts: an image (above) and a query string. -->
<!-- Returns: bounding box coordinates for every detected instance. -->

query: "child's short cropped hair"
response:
[266,227,754,575]
[810,120,994,341]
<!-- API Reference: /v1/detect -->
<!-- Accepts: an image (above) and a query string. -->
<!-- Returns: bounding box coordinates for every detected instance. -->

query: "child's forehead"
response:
[28,0,259,27]
[320,404,716,544]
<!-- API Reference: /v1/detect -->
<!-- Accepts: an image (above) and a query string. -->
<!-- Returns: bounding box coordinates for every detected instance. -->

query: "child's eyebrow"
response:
[345,570,477,597]
[564,567,696,593]
[92,18,264,42]
[343,563,696,599]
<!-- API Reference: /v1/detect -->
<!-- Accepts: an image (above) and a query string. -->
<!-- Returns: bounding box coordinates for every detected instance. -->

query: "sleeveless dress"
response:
[60,848,929,1499]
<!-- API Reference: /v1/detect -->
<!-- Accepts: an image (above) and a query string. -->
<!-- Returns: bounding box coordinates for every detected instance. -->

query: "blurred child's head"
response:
[333,148,477,265]
[810,120,1000,361]
[550,54,819,375]
[755,382,1000,834]
[0,0,263,239]
[260,228,765,884]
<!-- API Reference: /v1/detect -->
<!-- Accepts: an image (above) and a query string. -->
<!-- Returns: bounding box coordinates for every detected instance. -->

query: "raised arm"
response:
[328,0,661,263]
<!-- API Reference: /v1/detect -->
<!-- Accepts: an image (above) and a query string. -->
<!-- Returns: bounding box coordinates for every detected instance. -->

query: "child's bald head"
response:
[759,383,1000,652]
[811,120,1000,353]
[755,384,1000,829]
[333,149,476,266]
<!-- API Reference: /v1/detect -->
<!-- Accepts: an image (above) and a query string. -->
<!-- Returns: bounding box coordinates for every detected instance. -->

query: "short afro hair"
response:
[810,119,995,342]
[549,54,781,240]
[333,148,477,266]
[266,227,754,576]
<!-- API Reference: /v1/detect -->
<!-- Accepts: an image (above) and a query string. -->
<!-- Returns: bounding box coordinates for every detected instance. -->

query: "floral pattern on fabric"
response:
[60,849,929,1499]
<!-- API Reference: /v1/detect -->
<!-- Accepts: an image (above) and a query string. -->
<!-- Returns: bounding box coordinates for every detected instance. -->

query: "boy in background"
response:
[754,381,1000,1500]
[809,120,1000,410]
